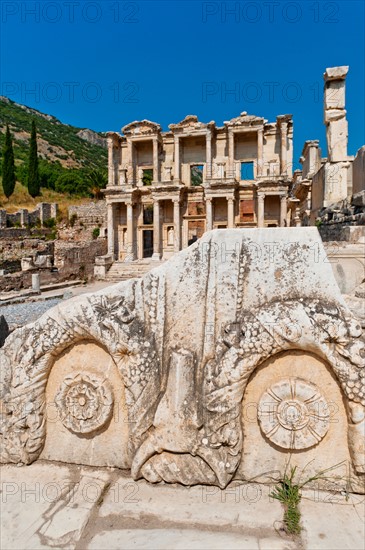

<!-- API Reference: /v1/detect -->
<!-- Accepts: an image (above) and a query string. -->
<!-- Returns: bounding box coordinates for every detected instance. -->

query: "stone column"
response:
[20,209,29,227]
[206,131,212,180]
[257,127,264,177]
[280,195,287,227]
[152,199,161,260]
[324,66,349,162]
[174,136,180,181]
[227,130,234,178]
[294,207,301,226]
[107,203,115,259]
[227,198,235,228]
[107,137,115,186]
[280,122,288,175]
[125,202,135,262]
[173,200,181,252]
[127,139,134,184]
[257,194,265,228]
[153,138,159,182]
[206,198,213,231]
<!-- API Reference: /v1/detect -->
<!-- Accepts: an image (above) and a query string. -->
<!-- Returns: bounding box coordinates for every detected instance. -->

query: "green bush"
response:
[69,213,78,227]
[92,227,100,239]
[43,217,56,228]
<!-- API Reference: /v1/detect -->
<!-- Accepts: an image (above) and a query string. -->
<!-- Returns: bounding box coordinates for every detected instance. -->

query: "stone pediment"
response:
[169,115,215,132]
[122,120,161,136]
[224,111,265,127]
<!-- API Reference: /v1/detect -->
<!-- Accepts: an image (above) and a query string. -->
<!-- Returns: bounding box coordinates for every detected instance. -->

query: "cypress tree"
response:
[2,125,16,199]
[27,120,40,197]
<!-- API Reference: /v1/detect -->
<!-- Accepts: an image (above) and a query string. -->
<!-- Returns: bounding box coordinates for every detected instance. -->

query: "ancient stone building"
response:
[104,112,293,261]
[290,66,365,225]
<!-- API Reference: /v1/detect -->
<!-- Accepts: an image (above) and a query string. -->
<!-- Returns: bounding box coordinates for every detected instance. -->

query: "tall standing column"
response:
[125,202,135,262]
[153,138,159,182]
[107,138,115,186]
[227,130,235,179]
[227,198,235,228]
[206,131,212,180]
[152,199,161,260]
[257,127,264,177]
[206,198,213,231]
[280,195,287,227]
[173,200,181,252]
[280,122,288,175]
[257,194,265,228]
[107,202,115,258]
[127,139,134,184]
[174,136,180,181]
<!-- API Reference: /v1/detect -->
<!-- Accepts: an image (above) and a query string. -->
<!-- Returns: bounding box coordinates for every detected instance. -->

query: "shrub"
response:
[92,227,100,239]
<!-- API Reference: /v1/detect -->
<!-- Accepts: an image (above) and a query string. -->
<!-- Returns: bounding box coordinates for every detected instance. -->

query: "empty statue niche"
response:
[238,350,352,491]
[40,340,130,469]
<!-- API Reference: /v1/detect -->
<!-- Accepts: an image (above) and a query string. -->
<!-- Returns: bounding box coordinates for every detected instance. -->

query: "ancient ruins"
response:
[0,228,364,494]
[0,66,364,509]
[105,112,293,262]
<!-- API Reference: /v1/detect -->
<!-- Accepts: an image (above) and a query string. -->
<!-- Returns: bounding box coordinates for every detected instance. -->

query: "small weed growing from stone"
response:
[271,466,301,535]
[271,461,348,536]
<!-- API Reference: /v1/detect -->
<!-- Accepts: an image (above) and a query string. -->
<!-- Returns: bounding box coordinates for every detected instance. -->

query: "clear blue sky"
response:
[1,1,364,168]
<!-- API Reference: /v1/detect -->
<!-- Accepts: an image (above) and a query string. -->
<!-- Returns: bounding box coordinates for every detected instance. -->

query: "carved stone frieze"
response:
[0,229,363,492]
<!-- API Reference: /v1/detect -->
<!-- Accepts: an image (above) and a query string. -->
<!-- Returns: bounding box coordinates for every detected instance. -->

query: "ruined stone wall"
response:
[68,202,106,228]
[0,203,58,228]
[0,238,54,272]
[54,239,107,279]
[353,146,365,195]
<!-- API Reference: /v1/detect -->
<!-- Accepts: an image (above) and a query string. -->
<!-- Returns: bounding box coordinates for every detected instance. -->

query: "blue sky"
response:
[1,0,364,168]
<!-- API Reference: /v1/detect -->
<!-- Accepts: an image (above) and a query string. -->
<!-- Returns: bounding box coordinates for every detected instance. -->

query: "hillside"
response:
[0,96,107,170]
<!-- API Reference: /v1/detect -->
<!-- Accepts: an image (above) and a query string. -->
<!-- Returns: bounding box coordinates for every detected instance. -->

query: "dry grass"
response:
[0,181,93,220]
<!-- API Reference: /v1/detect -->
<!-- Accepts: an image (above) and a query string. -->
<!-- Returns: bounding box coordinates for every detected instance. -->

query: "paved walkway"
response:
[1,462,364,549]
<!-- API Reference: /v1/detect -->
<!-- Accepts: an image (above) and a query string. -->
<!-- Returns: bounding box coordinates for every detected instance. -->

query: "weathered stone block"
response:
[0,229,364,492]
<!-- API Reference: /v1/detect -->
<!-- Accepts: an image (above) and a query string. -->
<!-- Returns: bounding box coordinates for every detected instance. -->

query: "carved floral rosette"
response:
[55,373,113,434]
[257,378,330,450]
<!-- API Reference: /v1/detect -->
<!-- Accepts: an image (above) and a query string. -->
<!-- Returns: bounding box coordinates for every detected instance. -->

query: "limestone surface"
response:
[0,228,364,492]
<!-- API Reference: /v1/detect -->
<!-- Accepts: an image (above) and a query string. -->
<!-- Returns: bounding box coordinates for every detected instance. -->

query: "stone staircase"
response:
[105,260,164,282]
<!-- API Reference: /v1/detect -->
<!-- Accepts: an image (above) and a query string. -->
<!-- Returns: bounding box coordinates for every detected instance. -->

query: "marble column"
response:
[227,198,235,228]
[280,195,287,227]
[153,138,159,182]
[127,139,134,184]
[173,200,181,252]
[257,127,264,177]
[125,202,135,261]
[107,138,115,186]
[152,199,161,260]
[107,203,115,258]
[227,130,234,179]
[206,198,213,231]
[257,194,265,228]
[174,136,180,181]
[280,122,288,175]
[206,131,212,179]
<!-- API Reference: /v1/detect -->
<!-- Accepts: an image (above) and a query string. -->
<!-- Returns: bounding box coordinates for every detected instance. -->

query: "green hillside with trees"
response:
[0,96,108,200]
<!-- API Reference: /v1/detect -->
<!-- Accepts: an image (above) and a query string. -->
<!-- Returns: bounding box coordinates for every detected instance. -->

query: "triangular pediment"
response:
[224,112,265,127]
[122,120,161,136]
[169,115,215,132]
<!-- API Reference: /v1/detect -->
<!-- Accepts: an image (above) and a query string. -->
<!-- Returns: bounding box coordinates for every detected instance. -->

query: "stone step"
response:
[105,261,164,281]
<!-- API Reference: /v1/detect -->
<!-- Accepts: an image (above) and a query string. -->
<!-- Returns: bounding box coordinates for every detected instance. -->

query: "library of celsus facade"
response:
[104,112,293,261]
